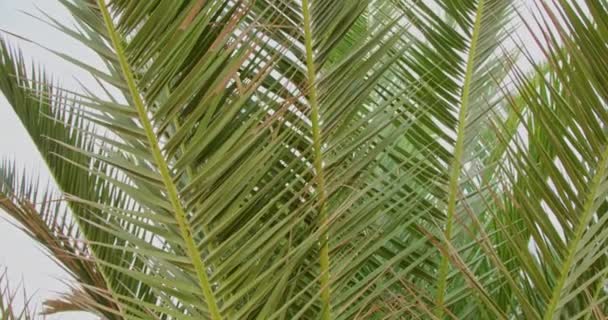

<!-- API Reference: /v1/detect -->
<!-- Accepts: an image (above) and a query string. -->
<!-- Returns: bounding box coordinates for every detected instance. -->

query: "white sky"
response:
[0,0,548,319]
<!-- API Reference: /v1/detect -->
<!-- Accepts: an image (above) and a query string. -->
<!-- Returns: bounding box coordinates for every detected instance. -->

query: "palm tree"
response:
[0,0,607,319]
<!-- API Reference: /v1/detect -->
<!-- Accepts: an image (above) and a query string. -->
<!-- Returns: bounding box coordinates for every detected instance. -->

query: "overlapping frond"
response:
[0,37,156,319]
[493,1,608,319]
[1,0,608,319]
[0,160,122,319]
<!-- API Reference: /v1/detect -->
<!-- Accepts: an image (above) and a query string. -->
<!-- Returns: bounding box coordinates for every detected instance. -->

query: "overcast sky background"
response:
[0,1,550,319]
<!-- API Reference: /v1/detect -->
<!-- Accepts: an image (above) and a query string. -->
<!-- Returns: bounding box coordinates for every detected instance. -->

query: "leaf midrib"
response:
[543,146,608,319]
[302,0,331,319]
[435,0,486,316]
[95,1,222,319]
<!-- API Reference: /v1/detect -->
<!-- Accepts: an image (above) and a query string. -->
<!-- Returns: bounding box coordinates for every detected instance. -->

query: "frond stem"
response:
[95,1,222,319]
[436,0,486,317]
[544,146,608,320]
[302,0,331,318]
